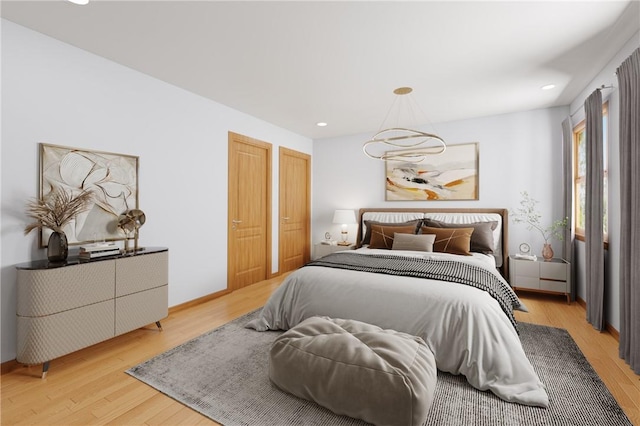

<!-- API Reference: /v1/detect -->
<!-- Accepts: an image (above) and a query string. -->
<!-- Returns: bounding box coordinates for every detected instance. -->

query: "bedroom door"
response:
[227,132,272,291]
[278,147,311,273]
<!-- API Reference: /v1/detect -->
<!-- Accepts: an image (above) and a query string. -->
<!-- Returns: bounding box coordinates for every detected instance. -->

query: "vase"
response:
[47,231,68,263]
[541,243,554,261]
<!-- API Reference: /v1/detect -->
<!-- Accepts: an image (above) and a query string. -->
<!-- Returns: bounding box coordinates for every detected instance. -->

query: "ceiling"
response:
[2,1,639,139]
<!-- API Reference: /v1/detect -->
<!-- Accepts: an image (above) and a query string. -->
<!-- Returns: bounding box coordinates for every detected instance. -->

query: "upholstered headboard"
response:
[356,208,509,278]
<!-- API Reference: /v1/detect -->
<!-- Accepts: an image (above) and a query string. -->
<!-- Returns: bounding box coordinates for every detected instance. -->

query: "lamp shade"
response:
[332,209,356,225]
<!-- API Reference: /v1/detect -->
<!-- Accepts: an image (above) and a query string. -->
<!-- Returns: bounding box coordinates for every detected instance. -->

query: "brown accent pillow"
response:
[363,220,421,245]
[421,219,497,254]
[419,226,473,255]
[369,224,418,250]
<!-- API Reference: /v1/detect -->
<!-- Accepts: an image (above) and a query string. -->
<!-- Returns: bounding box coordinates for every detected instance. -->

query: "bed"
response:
[246,208,549,408]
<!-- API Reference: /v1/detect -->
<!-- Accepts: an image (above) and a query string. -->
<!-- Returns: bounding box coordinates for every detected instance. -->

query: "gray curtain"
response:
[561,117,576,301]
[617,47,640,374]
[584,90,605,331]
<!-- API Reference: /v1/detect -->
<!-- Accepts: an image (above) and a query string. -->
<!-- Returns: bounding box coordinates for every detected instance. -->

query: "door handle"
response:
[282,217,290,221]
[231,219,242,230]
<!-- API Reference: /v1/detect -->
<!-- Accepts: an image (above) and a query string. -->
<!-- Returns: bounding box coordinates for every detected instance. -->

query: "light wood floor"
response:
[2,275,639,425]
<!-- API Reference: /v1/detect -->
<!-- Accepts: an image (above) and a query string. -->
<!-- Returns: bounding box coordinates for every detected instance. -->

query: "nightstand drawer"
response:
[514,275,539,289]
[540,263,567,281]
[540,279,568,293]
[514,260,539,277]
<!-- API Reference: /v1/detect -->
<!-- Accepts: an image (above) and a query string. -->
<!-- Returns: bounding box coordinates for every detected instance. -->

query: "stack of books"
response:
[79,242,121,260]
[514,253,537,261]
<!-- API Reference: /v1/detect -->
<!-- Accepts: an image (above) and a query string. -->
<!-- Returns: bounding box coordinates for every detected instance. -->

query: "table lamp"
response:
[332,209,356,246]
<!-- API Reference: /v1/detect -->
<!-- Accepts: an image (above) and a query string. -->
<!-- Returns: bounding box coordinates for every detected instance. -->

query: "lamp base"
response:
[337,241,351,246]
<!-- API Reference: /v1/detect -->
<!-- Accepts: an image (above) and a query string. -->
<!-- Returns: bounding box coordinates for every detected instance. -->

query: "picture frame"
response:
[385,142,479,201]
[39,143,139,247]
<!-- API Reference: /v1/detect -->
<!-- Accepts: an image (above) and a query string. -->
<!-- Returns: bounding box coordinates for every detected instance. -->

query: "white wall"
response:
[568,31,639,331]
[312,107,570,258]
[0,20,313,362]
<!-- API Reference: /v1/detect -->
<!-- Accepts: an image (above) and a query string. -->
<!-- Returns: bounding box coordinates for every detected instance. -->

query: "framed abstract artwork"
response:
[39,143,139,247]
[385,142,479,201]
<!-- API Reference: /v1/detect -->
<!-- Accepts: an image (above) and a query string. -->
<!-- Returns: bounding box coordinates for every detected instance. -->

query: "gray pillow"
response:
[392,233,436,252]
[421,219,497,254]
[362,219,421,245]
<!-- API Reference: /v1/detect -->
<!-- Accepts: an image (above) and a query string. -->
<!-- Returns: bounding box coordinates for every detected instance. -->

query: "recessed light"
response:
[316,122,328,127]
[67,0,89,5]
[541,84,556,91]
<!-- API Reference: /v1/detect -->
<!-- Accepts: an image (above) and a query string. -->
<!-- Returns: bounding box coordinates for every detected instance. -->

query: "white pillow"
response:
[392,233,436,252]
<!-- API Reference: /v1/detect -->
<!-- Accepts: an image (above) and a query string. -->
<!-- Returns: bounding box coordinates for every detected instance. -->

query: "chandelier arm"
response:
[372,134,445,146]
[362,134,447,163]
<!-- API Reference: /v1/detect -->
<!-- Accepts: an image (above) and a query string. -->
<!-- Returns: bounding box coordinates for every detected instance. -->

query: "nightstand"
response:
[312,243,355,260]
[509,255,571,303]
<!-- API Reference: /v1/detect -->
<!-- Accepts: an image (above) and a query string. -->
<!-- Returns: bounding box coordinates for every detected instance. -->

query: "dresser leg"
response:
[41,361,49,379]
[155,321,163,331]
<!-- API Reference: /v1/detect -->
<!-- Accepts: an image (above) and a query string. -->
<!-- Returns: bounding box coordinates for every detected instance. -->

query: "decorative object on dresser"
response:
[23,187,94,263]
[509,255,571,303]
[39,143,139,247]
[511,191,568,260]
[332,209,356,246]
[78,242,121,259]
[385,142,479,201]
[16,247,168,378]
[117,208,146,252]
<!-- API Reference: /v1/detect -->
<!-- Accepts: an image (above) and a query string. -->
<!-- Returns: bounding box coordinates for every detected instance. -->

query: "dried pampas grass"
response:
[24,188,94,235]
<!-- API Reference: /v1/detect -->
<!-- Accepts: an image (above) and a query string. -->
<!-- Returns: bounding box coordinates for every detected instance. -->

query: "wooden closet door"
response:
[227,132,272,291]
[278,147,311,274]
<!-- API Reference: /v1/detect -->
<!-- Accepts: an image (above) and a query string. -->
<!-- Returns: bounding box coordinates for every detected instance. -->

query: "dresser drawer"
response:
[116,251,168,296]
[115,285,168,335]
[17,261,114,316]
[17,300,114,364]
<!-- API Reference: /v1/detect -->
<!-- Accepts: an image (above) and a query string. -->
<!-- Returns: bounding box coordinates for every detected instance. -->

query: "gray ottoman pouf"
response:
[269,316,437,426]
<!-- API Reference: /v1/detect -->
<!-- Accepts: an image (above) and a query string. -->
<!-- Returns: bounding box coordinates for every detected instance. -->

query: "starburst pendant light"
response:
[363,87,446,163]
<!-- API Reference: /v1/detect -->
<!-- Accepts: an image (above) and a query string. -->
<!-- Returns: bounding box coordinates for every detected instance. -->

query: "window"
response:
[573,101,608,245]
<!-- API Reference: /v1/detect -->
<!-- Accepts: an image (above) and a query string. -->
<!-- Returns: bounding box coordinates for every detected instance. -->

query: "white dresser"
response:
[16,247,168,377]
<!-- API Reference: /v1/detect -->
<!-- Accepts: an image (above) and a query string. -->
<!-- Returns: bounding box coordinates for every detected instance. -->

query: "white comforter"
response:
[246,250,549,408]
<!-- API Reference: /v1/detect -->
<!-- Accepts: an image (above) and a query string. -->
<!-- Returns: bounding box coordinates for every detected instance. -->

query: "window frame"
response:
[572,101,608,248]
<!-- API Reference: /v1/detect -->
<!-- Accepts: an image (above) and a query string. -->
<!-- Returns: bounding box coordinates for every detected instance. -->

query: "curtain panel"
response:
[617,47,640,374]
[584,90,605,331]
[561,117,576,301]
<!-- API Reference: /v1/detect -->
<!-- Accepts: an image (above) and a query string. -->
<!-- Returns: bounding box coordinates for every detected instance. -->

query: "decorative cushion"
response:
[369,224,418,249]
[269,316,437,426]
[392,233,436,252]
[419,225,474,255]
[362,219,421,245]
[422,219,497,254]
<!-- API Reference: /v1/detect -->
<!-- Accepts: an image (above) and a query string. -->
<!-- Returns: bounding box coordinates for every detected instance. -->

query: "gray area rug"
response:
[127,310,632,426]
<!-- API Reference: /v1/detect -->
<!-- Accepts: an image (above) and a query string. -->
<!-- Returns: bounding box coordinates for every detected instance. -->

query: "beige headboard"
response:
[356,208,510,278]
